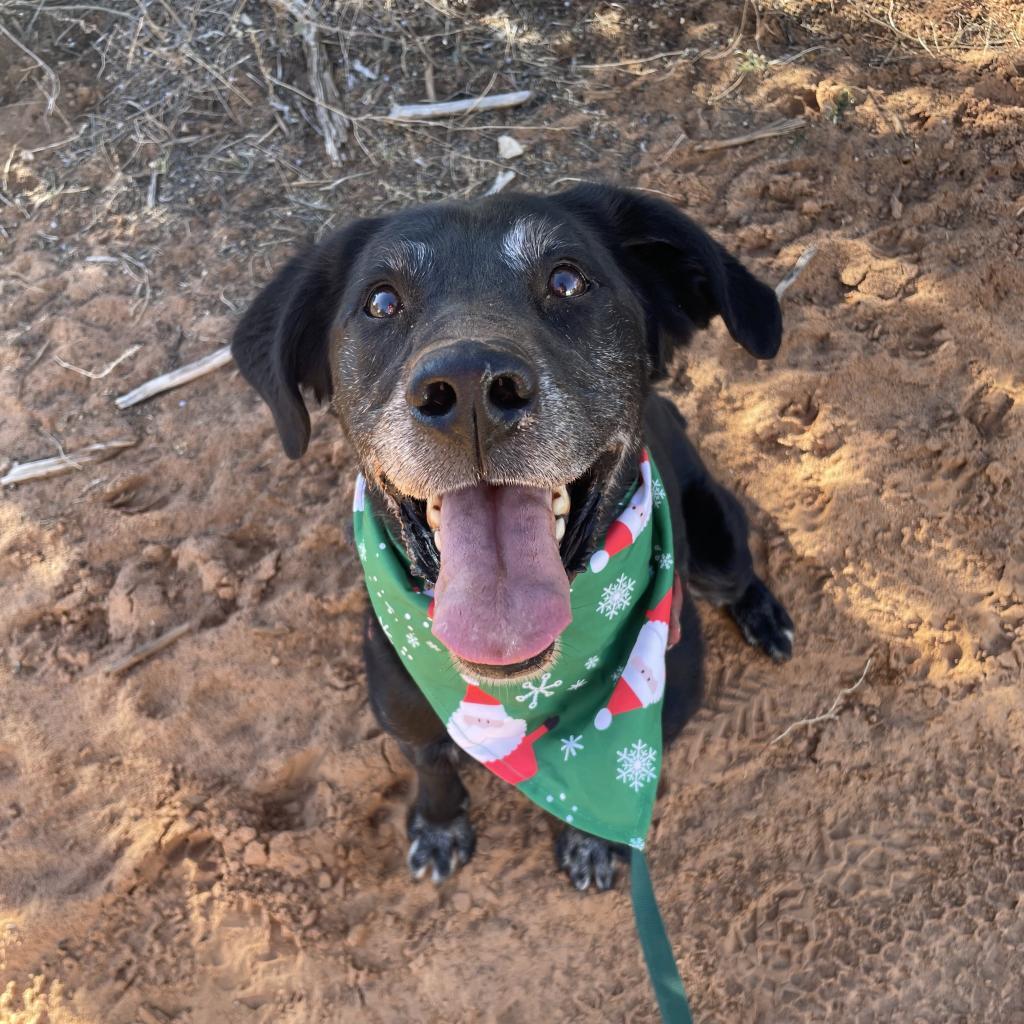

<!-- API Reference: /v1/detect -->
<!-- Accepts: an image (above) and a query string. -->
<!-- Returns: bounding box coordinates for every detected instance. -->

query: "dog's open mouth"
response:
[388,457,614,682]
[428,482,572,670]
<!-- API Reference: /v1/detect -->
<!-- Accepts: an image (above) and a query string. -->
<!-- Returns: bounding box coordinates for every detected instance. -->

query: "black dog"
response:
[232,183,793,890]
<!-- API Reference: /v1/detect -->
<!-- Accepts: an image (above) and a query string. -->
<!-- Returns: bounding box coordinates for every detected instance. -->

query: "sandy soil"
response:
[2,3,1023,1022]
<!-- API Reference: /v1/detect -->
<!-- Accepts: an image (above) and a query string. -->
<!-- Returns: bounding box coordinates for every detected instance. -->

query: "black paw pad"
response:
[729,577,795,662]
[555,826,628,892]
[406,808,475,884]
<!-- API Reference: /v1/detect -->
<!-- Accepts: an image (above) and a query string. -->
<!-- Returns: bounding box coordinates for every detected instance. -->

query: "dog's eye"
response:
[548,265,587,298]
[366,287,401,318]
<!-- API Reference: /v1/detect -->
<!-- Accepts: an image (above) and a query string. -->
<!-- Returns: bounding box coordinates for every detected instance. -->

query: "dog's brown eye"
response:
[548,265,587,298]
[366,287,401,318]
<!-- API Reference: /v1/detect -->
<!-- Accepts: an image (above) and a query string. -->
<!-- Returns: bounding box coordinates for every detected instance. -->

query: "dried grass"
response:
[0,0,811,237]
[0,0,580,224]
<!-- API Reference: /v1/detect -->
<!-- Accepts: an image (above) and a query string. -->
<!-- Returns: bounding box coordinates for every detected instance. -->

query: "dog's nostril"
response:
[417,380,457,418]
[489,374,532,412]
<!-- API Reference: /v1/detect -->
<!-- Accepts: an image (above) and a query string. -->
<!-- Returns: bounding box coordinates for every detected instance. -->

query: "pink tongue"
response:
[432,484,571,665]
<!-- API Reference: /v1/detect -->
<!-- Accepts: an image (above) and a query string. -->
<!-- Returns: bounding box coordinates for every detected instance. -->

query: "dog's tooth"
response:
[552,485,570,517]
[426,496,442,531]
[554,515,566,542]
[433,529,442,552]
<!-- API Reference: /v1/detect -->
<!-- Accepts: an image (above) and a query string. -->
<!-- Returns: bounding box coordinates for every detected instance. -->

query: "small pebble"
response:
[242,841,268,867]
[497,135,525,160]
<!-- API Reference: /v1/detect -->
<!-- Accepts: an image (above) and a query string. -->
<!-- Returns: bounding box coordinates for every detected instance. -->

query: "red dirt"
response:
[2,3,1023,1022]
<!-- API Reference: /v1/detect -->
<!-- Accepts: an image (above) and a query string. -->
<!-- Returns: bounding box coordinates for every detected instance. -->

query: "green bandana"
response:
[353,452,693,1023]
[353,451,673,849]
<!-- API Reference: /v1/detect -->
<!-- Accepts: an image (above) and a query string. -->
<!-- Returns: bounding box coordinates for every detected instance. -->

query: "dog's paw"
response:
[555,826,628,892]
[406,808,475,884]
[729,577,795,662]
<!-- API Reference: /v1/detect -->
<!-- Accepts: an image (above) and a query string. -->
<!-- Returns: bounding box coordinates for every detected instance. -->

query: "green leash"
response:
[631,850,694,1023]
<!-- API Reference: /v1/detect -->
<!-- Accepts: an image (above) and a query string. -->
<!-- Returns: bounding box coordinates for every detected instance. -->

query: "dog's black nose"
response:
[406,342,538,439]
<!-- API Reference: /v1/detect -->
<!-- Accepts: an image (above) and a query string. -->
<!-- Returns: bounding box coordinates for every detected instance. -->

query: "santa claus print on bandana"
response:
[446,681,556,785]
[589,450,654,573]
[594,586,672,731]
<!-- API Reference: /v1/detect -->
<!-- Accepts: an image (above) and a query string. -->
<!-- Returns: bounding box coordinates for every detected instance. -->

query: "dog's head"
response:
[233,183,781,680]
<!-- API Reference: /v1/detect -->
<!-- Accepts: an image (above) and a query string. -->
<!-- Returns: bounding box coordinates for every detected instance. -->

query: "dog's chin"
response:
[450,642,558,684]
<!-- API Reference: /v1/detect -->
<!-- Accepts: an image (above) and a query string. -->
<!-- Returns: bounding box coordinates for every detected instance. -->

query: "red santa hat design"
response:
[487,718,557,786]
[588,451,652,573]
[458,683,507,721]
[589,520,633,574]
[594,588,672,731]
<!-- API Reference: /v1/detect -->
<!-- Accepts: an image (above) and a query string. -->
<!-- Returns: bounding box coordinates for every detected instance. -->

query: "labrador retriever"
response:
[231,183,794,890]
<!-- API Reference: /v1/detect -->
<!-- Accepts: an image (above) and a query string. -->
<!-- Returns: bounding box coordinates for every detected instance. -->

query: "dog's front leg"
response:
[364,611,475,882]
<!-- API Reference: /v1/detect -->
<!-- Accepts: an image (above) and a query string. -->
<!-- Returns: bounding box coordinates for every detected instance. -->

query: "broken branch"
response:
[276,0,349,163]
[770,658,873,745]
[53,344,140,380]
[1,439,136,486]
[485,169,517,195]
[775,245,818,299]
[115,345,233,410]
[105,620,196,676]
[388,90,533,122]
[694,117,805,153]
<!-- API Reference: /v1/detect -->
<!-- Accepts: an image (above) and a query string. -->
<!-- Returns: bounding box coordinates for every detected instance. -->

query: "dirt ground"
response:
[2,1,1023,1021]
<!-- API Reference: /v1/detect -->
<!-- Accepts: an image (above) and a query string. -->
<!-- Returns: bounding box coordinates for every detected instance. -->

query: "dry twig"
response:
[53,344,141,380]
[485,169,516,195]
[770,659,873,746]
[388,90,533,121]
[0,21,61,115]
[573,48,697,71]
[694,117,805,153]
[1,439,136,487]
[277,0,349,164]
[115,346,233,410]
[105,620,197,676]
[775,245,818,299]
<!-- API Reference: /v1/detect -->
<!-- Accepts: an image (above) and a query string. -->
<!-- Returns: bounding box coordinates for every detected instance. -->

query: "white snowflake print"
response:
[616,739,658,792]
[560,735,584,760]
[611,664,625,682]
[514,672,562,710]
[357,541,367,560]
[585,655,600,671]
[405,630,420,648]
[597,573,636,620]
[658,552,674,571]
[652,478,666,509]
[384,601,396,617]
[629,836,646,850]
[569,679,587,691]
[380,621,393,641]
[425,640,442,652]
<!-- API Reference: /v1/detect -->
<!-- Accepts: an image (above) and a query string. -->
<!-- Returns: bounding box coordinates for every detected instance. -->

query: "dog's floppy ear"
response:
[231,218,381,458]
[560,183,781,374]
